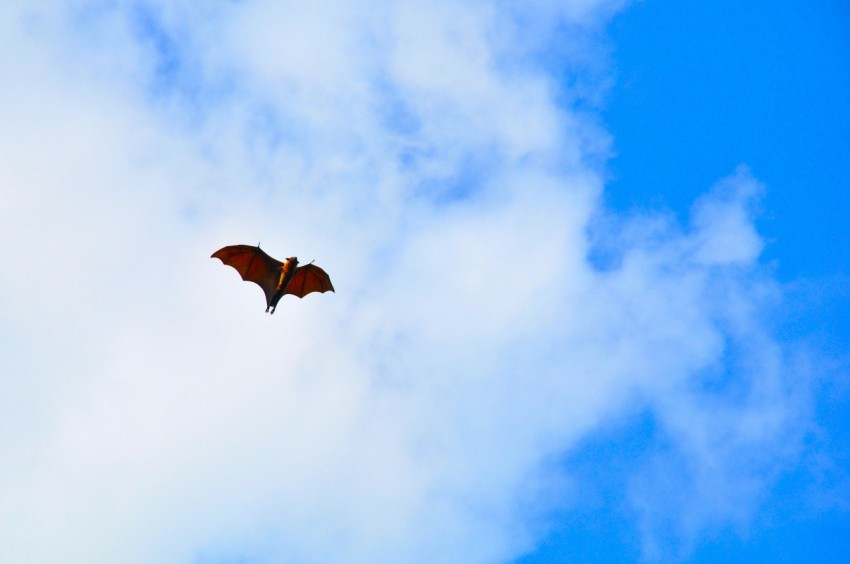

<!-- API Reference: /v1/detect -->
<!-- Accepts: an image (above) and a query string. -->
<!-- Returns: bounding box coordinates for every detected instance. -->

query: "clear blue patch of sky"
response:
[524,2,850,562]
[602,1,850,282]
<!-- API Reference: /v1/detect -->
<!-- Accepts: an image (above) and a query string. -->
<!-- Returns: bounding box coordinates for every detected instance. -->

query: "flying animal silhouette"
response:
[212,244,334,314]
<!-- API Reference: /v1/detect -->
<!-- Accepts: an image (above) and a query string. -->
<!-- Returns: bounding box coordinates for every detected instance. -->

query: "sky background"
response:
[1,1,848,563]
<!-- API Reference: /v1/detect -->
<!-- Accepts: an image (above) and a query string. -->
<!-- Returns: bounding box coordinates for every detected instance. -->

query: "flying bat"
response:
[212,244,334,314]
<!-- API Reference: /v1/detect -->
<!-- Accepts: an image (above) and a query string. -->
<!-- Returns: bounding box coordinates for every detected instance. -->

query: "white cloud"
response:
[0,1,809,562]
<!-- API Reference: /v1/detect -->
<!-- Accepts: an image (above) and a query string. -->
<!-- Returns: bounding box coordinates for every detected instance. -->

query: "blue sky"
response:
[526,2,850,561]
[604,2,850,279]
[1,1,848,562]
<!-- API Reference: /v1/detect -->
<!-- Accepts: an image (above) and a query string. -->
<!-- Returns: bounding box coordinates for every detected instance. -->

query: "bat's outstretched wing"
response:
[212,245,283,308]
[285,263,335,298]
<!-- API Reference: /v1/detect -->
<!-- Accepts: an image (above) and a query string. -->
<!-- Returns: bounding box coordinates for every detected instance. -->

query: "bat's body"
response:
[212,244,334,314]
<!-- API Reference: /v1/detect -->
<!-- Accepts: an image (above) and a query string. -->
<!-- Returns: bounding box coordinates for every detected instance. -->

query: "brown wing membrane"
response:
[211,245,283,308]
[285,263,335,298]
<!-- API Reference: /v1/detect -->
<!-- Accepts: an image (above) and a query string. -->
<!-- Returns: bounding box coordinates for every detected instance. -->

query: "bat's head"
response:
[285,257,299,268]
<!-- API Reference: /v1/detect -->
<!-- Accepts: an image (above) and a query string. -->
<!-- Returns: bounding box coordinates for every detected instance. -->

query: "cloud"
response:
[0,1,810,562]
